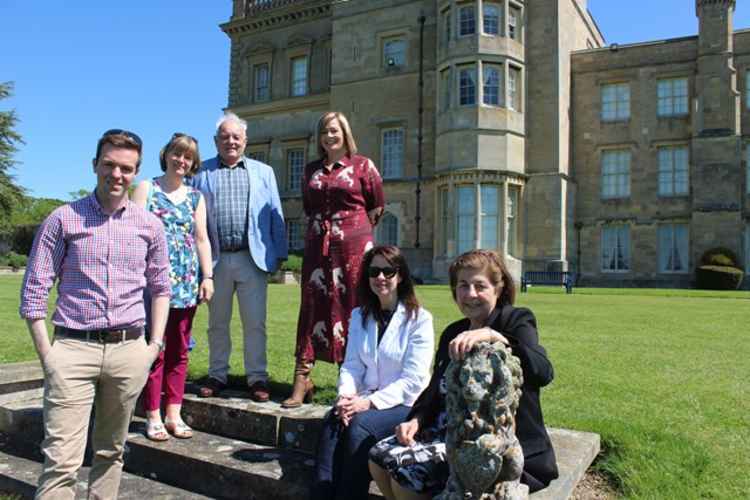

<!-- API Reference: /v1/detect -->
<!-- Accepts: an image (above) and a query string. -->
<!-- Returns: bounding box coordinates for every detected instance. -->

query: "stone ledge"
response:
[0,361,43,396]
[0,437,212,499]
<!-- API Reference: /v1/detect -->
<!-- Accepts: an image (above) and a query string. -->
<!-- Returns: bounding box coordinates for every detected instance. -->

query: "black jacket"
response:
[407,304,558,489]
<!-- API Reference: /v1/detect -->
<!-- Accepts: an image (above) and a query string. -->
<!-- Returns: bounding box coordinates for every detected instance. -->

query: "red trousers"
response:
[143,306,197,411]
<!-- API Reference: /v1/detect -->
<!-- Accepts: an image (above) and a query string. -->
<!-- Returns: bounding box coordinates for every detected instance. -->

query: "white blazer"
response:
[337,303,434,409]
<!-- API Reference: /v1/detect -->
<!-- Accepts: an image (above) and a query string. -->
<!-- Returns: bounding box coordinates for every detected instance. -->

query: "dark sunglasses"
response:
[172,132,198,144]
[101,128,143,147]
[368,266,398,279]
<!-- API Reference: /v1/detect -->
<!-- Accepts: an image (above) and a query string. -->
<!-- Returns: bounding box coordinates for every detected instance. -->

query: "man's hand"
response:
[395,418,420,446]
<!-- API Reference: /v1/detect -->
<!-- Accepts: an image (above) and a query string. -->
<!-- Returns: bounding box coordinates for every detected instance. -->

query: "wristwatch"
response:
[149,339,165,351]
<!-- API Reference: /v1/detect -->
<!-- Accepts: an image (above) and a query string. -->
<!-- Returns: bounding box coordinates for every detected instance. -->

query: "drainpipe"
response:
[415,13,425,248]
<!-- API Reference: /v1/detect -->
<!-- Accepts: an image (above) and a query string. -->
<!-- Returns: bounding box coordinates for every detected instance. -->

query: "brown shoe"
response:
[198,377,226,398]
[281,374,314,409]
[248,381,270,402]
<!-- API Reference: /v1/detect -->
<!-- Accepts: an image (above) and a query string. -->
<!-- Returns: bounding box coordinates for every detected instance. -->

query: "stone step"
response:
[0,389,599,499]
[0,362,43,396]
[0,435,212,499]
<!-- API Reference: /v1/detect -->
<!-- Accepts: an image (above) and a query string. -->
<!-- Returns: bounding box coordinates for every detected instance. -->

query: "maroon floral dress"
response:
[295,154,385,364]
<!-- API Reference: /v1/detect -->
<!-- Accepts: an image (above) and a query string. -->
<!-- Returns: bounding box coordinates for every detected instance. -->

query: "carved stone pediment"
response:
[242,40,275,58]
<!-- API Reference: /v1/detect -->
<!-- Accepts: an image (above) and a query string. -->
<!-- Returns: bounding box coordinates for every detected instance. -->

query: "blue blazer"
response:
[192,155,288,273]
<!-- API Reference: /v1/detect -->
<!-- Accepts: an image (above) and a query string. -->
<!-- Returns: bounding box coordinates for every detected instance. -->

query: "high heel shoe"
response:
[281,374,314,409]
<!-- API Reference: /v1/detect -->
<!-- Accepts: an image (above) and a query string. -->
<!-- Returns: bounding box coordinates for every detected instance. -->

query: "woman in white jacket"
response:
[311,245,434,500]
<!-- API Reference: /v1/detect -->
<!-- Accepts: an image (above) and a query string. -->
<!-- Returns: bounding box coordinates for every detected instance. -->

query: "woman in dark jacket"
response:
[368,250,558,499]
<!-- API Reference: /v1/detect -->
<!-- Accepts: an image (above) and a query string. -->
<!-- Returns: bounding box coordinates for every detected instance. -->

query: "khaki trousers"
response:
[35,336,153,500]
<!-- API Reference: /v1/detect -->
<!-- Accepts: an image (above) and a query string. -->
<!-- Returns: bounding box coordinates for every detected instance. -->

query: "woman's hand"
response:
[395,418,419,446]
[199,279,214,303]
[448,327,508,361]
[367,207,383,226]
[335,395,372,426]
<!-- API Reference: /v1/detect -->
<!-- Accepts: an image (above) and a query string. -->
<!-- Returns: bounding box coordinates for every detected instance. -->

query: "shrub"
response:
[699,247,739,267]
[280,254,303,274]
[695,265,744,290]
[1,251,27,270]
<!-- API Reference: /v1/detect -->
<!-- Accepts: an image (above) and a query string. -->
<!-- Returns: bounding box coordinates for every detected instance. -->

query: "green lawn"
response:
[2,275,749,498]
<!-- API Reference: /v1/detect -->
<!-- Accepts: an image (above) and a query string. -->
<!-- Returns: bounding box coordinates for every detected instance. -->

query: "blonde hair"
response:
[160,134,201,177]
[316,111,358,159]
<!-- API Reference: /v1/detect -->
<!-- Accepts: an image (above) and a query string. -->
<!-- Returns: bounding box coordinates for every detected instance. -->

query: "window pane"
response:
[441,68,452,111]
[444,10,452,45]
[508,7,519,40]
[459,6,475,36]
[254,64,269,102]
[384,39,406,67]
[459,67,476,105]
[483,66,501,106]
[509,67,520,111]
[658,146,688,196]
[483,4,499,35]
[378,213,399,246]
[507,186,519,257]
[657,78,688,117]
[601,83,630,121]
[601,150,630,198]
[440,187,451,254]
[382,129,404,178]
[457,186,476,254]
[480,185,498,249]
[287,149,304,191]
[291,57,307,96]
[602,225,630,271]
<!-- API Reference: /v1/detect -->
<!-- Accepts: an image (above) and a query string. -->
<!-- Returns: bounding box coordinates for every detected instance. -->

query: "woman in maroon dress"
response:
[282,111,385,408]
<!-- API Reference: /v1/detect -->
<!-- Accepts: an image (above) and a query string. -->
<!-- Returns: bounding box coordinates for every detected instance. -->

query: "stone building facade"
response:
[221,0,750,287]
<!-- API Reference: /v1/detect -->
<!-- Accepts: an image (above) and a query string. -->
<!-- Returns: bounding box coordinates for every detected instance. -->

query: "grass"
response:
[1,275,749,498]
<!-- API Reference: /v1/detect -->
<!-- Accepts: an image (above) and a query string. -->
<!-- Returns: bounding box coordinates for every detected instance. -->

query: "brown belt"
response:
[54,326,144,344]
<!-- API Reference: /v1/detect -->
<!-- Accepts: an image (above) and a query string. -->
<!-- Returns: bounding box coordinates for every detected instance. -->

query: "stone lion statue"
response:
[435,340,527,500]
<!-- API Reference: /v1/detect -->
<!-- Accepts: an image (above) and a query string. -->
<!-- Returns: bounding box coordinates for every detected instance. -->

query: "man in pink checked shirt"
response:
[19,129,171,499]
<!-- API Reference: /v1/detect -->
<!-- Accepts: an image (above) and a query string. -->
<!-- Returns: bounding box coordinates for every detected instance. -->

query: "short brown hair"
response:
[317,111,358,159]
[94,130,143,168]
[449,249,516,306]
[159,133,201,177]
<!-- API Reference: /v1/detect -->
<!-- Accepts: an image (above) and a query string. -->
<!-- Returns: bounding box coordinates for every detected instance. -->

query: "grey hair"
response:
[215,112,248,136]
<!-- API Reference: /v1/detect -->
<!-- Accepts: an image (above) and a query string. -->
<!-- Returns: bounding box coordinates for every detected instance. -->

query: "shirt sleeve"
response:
[337,309,367,396]
[368,309,435,410]
[145,221,171,298]
[361,158,385,213]
[19,211,66,320]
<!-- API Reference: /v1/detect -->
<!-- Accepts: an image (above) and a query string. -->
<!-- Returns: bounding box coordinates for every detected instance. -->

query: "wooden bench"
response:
[521,271,575,294]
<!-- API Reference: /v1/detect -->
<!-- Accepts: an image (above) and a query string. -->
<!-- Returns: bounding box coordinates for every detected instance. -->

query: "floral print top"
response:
[147,178,201,308]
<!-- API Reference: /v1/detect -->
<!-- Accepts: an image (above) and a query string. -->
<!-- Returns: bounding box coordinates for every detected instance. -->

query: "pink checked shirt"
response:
[20,194,171,330]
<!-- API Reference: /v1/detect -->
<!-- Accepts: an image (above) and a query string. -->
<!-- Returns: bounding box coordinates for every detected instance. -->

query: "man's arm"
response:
[148,295,170,347]
[266,167,288,265]
[26,319,52,361]
[144,220,171,350]
[20,211,66,362]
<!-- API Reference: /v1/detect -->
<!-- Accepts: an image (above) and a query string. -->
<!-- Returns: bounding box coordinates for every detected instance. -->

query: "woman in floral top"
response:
[133,133,214,441]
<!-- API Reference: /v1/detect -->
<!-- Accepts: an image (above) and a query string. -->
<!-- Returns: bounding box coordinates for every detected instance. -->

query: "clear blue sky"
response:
[2,0,749,201]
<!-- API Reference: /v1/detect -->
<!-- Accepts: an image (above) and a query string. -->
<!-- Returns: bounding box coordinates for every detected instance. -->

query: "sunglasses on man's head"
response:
[101,128,143,147]
[368,266,398,279]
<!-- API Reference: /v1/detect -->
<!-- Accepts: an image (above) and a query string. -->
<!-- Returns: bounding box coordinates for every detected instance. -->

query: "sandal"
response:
[146,420,170,442]
[164,418,193,439]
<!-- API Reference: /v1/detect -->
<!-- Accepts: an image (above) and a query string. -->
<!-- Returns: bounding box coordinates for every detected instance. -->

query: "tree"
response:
[69,188,91,200]
[0,82,25,215]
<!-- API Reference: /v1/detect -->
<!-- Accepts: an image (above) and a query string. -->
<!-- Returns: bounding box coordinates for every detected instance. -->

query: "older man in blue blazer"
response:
[192,112,287,402]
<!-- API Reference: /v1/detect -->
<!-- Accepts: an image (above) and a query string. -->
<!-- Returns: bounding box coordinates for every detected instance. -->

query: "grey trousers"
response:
[207,251,269,385]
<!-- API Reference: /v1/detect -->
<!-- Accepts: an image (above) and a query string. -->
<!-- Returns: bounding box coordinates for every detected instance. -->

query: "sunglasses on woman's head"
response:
[368,266,398,279]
